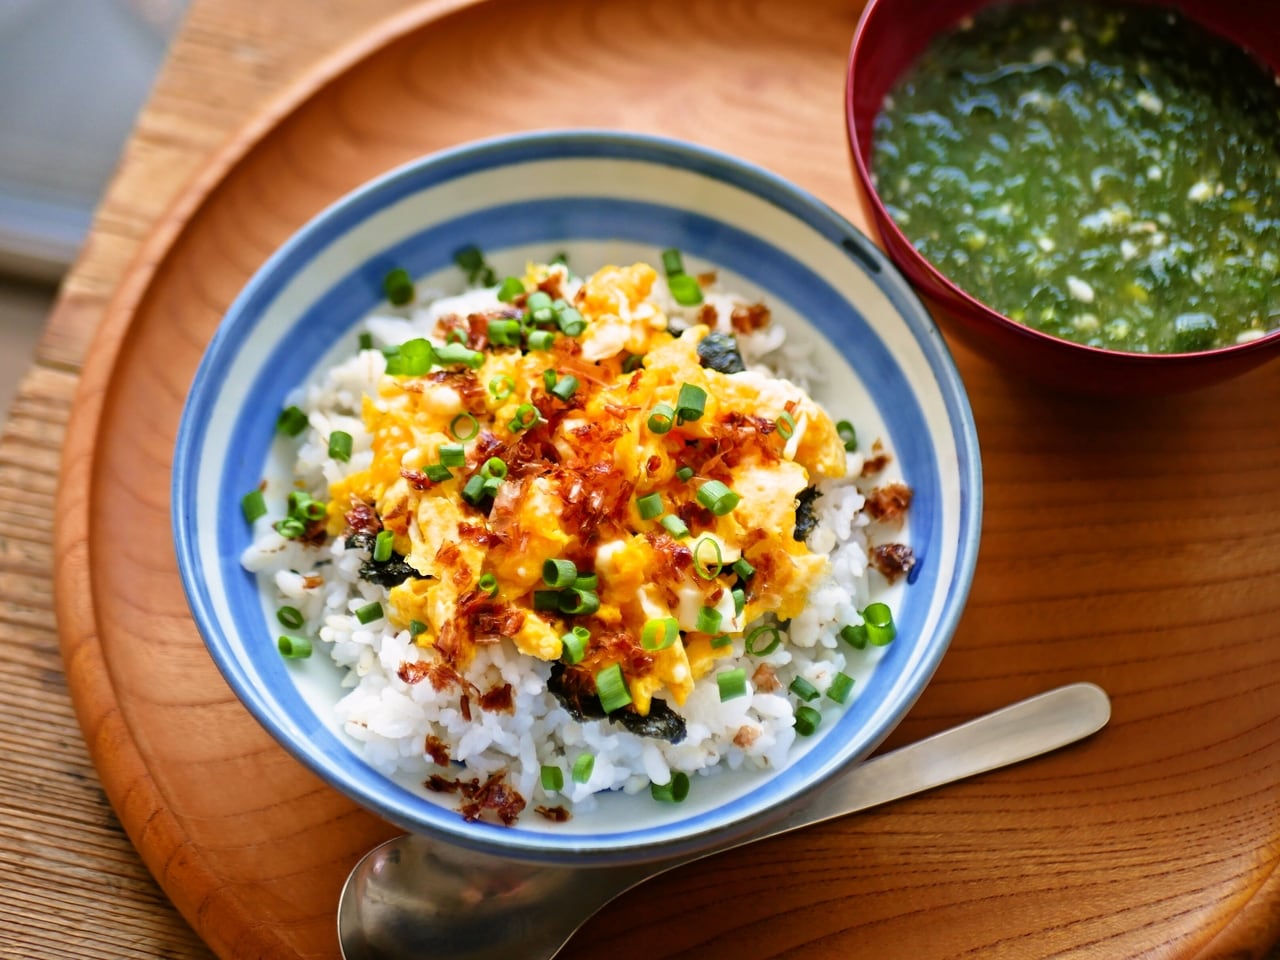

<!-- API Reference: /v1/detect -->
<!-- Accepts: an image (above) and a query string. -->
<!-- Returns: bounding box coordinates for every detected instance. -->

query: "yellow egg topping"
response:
[325,262,847,716]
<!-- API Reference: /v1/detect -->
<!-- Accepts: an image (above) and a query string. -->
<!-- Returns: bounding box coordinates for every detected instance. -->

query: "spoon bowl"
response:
[338,682,1111,960]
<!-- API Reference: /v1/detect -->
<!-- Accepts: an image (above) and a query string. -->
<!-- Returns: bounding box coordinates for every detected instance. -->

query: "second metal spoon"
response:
[338,682,1110,960]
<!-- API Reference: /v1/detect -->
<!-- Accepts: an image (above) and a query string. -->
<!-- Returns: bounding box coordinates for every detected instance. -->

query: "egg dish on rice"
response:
[240,249,914,825]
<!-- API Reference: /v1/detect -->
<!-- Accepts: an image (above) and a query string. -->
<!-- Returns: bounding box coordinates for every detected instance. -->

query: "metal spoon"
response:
[338,682,1110,960]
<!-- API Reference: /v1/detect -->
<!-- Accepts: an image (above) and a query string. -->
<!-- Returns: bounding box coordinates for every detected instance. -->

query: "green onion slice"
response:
[675,383,707,423]
[557,307,586,337]
[794,705,822,737]
[647,403,675,434]
[745,624,782,656]
[789,676,820,702]
[488,317,521,346]
[540,765,564,792]
[661,248,684,277]
[488,375,515,401]
[732,557,755,580]
[573,574,598,591]
[396,338,435,376]
[836,420,858,452]
[776,411,796,440]
[675,466,694,482]
[276,606,304,629]
[595,664,632,713]
[543,558,578,589]
[276,405,309,437]
[710,633,733,648]
[478,572,498,597]
[328,430,354,462]
[550,375,579,401]
[696,479,741,516]
[497,276,525,302]
[622,353,645,373]
[526,290,553,312]
[277,635,313,659]
[373,529,395,562]
[669,273,703,306]
[532,590,562,612]
[481,457,508,479]
[717,668,747,701]
[409,620,427,638]
[358,332,374,351]
[383,267,414,306]
[435,342,484,369]
[732,588,745,618]
[241,489,267,523]
[862,602,897,646]
[274,517,305,539]
[527,330,555,351]
[424,463,453,483]
[839,623,868,649]
[660,515,689,540]
[636,493,664,520]
[447,412,479,441]
[826,672,854,704]
[560,628,588,664]
[651,771,690,803]
[558,588,599,617]
[695,606,722,634]
[692,536,724,580]
[438,443,466,468]
[355,602,384,625]
[572,753,595,784]
[641,617,679,652]
[509,403,539,432]
[461,474,487,506]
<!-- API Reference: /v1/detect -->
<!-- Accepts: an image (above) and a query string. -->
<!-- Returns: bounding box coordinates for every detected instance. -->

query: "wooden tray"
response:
[55,0,1280,957]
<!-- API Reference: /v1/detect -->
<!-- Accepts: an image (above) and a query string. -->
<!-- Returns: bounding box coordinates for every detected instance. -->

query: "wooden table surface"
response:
[5,1,1280,958]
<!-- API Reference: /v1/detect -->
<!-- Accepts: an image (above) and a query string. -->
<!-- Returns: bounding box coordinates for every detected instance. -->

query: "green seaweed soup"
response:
[872,2,1280,353]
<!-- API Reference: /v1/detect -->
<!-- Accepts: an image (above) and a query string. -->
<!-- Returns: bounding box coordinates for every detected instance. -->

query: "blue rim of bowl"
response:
[172,129,983,863]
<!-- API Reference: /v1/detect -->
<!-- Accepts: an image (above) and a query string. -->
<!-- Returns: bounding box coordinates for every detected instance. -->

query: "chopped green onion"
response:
[358,332,374,351]
[497,276,525,302]
[794,705,822,736]
[696,479,741,516]
[595,664,631,713]
[424,463,453,483]
[641,617,679,652]
[445,327,468,346]
[448,412,478,441]
[717,668,747,701]
[636,493,664,520]
[394,338,435,376]
[550,375,579,402]
[276,606,304,629]
[661,247,684,277]
[650,771,690,803]
[572,753,595,784]
[461,474,487,506]
[647,403,675,434]
[675,383,707,422]
[373,529,395,562]
[508,403,539,432]
[274,517,306,539]
[573,574,598,591]
[355,602,384,625]
[695,606,722,634]
[776,411,796,440]
[383,267,414,306]
[482,473,502,495]
[241,489,267,523]
[453,245,487,278]
[409,620,427,638]
[530,306,555,326]
[328,430,353,462]
[560,628,588,664]
[478,572,498,597]
[836,420,858,452]
[540,765,564,792]
[827,672,854,704]
[527,330,555,351]
[789,676,820,702]
[488,317,522,346]
[526,290,553,313]
[745,624,781,656]
[481,457,507,479]
[839,624,868,649]
[277,405,309,437]
[675,466,694,482]
[533,590,562,611]
[543,558,578,589]
[435,342,485,369]
[556,307,586,337]
[669,273,703,306]
[551,251,569,266]
[438,443,466,468]
[862,602,897,646]
[692,536,724,580]
[301,499,326,522]
[622,353,645,373]
[732,588,745,618]
[732,557,755,580]
[660,514,689,539]
[277,635,312,659]
[488,374,515,401]
[542,368,558,391]
[558,588,599,616]
[710,633,733,648]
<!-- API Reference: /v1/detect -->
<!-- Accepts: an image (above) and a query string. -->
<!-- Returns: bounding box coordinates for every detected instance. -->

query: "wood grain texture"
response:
[24,0,1280,958]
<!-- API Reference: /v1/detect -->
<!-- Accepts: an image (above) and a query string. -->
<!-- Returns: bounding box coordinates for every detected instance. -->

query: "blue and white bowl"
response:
[172,131,981,865]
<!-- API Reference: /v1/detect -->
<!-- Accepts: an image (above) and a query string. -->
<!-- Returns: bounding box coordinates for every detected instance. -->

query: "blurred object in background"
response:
[0,0,189,281]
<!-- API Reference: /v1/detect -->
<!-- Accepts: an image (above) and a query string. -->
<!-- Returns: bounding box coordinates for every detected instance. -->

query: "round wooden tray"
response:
[55,0,1280,957]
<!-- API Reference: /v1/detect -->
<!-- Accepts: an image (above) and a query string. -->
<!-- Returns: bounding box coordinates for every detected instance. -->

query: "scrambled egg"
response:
[326,262,847,715]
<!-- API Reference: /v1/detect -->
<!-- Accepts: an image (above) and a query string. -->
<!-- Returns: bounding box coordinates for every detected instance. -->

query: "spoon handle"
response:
[753,681,1111,843]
